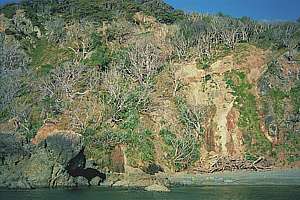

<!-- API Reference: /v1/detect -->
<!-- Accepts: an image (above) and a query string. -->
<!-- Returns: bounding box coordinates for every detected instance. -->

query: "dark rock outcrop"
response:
[67,167,106,186]
[0,132,29,166]
[145,163,164,175]
[65,147,106,186]
[65,147,86,172]
[0,131,92,189]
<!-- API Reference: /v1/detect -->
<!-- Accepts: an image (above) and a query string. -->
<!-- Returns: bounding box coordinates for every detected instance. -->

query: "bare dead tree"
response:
[170,65,184,97]
[169,13,277,62]
[168,132,199,169]
[105,18,136,44]
[281,24,298,60]
[102,69,132,122]
[125,40,164,86]
[170,18,205,59]
[44,17,66,43]
[171,27,192,60]
[68,96,104,133]
[65,21,96,64]
[0,34,29,115]
[177,98,207,139]
[40,62,101,113]
[102,68,149,123]
[218,18,241,49]
[102,68,129,122]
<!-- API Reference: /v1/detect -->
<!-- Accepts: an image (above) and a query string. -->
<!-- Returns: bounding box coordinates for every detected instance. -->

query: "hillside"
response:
[0,0,299,188]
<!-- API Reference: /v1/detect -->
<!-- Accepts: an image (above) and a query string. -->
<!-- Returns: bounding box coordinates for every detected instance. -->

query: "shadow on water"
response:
[0,186,300,200]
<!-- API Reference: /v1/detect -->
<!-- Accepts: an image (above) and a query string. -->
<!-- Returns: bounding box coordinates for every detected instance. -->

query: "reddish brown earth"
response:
[32,121,62,145]
[111,145,125,173]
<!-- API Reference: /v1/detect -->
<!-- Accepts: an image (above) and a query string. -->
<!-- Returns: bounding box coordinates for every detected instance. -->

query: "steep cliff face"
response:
[257,55,300,165]
[154,45,299,170]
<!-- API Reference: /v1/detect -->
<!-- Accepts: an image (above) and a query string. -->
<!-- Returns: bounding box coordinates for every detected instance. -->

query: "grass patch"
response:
[233,43,251,64]
[95,128,155,166]
[83,45,111,71]
[269,88,287,118]
[30,38,72,70]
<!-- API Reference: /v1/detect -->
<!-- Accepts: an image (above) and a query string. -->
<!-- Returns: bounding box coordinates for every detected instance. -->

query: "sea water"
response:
[1,186,299,200]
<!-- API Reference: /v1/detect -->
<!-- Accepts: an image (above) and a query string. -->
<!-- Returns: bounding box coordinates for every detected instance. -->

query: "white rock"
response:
[144,184,170,192]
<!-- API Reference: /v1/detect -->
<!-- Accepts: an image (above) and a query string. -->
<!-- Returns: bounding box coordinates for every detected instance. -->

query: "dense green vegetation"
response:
[0,0,184,25]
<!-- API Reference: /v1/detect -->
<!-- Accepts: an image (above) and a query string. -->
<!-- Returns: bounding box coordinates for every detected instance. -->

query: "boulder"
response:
[26,131,84,188]
[258,78,271,96]
[0,132,30,188]
[44,131,84,166]
[113,178,153,188]
[144,184,170,192]
[0,131,85,189]
[7,180,32,189]
[264,115,278,137]
[125,166,145,175]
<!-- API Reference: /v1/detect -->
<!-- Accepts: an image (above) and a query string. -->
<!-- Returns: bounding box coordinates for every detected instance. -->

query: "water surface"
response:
[0,186,299,200]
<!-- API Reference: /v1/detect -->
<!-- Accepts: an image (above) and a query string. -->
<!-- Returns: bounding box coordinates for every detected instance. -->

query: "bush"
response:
[102,69,149,123]
[44,17,66,43]
[95,128,155,164]
[196,57,210,70]
[84,45,111,71]
[160,128,200,171]
[269,88,287,118]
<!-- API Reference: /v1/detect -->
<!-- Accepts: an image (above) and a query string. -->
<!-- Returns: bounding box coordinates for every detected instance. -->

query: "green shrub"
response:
[225,70,272,156]
[95,128,155,164]
[120,110,140,131]
[160,128,177,146]
[84,46,111,71]
[136,129,155,162]
[38,64,53,76]
[197,59,210,70]
[30,39,71,69]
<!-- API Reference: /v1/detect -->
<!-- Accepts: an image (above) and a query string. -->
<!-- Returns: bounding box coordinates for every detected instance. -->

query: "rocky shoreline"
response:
[107,169,300,189]
[1,131,299,191]
[160,169,300,186]
[0,131,97,189]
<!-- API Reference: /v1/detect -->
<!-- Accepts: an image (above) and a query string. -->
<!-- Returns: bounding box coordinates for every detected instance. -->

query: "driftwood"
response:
[193,156,272,173]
